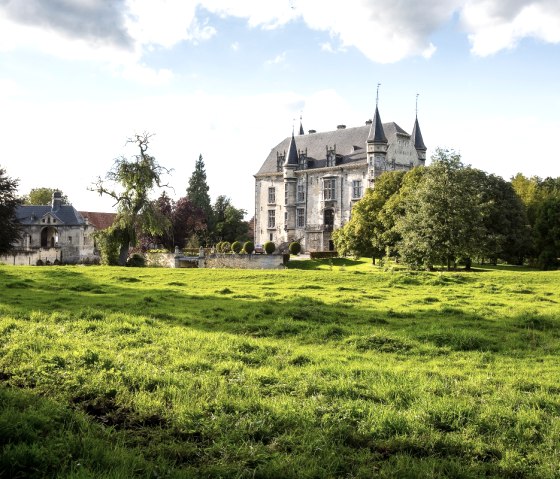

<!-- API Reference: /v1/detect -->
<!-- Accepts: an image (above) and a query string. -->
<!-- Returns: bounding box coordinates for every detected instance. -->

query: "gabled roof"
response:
[367,106,387,144]
[16,205,86,226]
[79,212,117,230]
[411,116,426,151]
[256,122,409,176]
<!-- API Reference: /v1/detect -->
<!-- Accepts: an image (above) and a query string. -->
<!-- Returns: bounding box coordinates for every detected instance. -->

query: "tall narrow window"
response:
[296,208,305,228]
[297,184,305,202]
[268,210,276,228]
[352,180,363,199]
[268,187,276,204]
[285,185,289,205]
[323,178,336,200]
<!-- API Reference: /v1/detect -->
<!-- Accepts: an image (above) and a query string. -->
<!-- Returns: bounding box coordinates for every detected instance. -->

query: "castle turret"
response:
[366,105,388,183]
[283,132,298,240]
[411,115,427,164]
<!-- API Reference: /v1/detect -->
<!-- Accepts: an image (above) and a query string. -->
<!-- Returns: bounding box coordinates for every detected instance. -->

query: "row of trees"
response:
[93,134,249,264]
[333,149,559,270]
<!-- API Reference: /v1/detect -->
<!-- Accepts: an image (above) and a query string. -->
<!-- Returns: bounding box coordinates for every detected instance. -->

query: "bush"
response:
[243,241,255,254]
[264,241,276,255]
[126,253,146,267]
[221,241,231,253]
[36,259,44,266]
[289,242,301,255]
[310,251,338,259]
[231,241,242,254]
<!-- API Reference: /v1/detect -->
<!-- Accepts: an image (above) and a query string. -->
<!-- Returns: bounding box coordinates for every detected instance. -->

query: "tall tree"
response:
[0,166,21,254]
[212,195,248,243]
[173,197,207,249]
[186,154,212,244]
[91,133,170,265]
[397,149,483,270]
[24,187,69,206]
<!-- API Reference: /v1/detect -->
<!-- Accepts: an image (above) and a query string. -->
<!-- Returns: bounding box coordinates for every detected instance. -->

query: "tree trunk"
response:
[372,257,375,265]
[119,244,129,266]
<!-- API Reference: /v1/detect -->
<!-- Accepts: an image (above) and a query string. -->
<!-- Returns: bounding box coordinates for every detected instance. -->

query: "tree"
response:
[397,149,484,270]
[187,154,212,241]
[0,166,21,254]
[172,196,207,249]
[534,196,560,269]
[91,133,170,265]
[24,187,69,205]
[211,195,248,243]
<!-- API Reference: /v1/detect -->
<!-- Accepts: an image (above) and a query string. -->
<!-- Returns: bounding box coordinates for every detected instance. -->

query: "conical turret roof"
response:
[367,106,387,144]
[411,116,426,151]
[285,132,299,166]
[299,119,304,135]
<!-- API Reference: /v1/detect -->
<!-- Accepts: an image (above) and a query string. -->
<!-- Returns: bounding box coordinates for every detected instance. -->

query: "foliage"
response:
[93,228,121,266]
[289,241,301,255]
[221,241,231,253]
[186,154,212,241]
[0,166,21,254]
[172,196,207,249]
[243,241,254,254]
[90,133,170,265]
[1,265,560,478]
[126,253,146,267]
[264,241,276,254]
[23,187,69,206]
[534,197,560,269]
[212,195,248,243]
[231,241,242,254]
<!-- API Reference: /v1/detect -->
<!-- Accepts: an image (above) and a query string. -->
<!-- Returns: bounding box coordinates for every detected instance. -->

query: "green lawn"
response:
[1,261,559,478]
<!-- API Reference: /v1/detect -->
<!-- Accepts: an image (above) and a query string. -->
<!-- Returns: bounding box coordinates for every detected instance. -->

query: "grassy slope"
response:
[0,261,559,478]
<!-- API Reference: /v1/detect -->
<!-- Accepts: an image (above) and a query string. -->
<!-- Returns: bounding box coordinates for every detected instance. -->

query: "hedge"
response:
[309,251,338,259]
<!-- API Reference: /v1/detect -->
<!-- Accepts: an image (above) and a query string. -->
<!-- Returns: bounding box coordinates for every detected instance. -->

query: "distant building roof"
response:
[16,205,86,225]
[79,212,117,230]
[256,121,409,176]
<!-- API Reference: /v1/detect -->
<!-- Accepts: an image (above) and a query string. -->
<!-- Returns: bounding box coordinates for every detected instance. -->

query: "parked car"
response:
[254,244,264,254]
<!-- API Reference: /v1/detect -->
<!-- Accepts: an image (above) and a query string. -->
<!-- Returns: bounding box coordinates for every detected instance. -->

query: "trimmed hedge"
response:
[126,253,146,267]
[243,241,255,254]
[289,242,301,255]
[231,241,242,254]
[310,251,338,259]
[264,241,276,255]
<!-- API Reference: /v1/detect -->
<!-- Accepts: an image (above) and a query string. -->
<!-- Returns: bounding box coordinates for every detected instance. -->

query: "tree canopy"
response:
[91,133,170,265]
[23,187,69,206]
[0,166,21,254]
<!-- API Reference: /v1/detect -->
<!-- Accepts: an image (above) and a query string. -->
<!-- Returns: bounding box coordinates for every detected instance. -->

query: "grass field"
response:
[1,260,559,478]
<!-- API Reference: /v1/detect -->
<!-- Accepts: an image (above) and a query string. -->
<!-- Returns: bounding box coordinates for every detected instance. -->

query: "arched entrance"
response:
[41,227,58,248]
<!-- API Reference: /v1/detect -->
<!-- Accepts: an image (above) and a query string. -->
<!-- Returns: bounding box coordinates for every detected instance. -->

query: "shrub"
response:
[310,251,338,259]
[36,259,44,266]
[289,242,301,255]
[264,241,276,255]
[243,241,255,254]
[221,241,231,253]
[126,253,146,267]
[231,241,242,254]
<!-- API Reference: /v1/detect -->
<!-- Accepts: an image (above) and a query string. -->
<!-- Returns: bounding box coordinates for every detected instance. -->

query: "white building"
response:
[254,104,427,252]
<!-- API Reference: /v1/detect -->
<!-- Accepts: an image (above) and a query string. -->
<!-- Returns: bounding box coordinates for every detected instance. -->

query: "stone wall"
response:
[145,252,286,269]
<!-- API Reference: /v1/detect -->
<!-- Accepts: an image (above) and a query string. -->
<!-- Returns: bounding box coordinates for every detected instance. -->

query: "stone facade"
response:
[254,106,427,252]
[1,192,115,265]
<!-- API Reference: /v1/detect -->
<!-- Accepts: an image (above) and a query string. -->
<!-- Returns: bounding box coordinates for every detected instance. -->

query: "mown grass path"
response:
[1,262,559,478]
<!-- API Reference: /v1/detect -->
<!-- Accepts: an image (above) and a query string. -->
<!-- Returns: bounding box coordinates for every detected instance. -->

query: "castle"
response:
[254,102,427,252]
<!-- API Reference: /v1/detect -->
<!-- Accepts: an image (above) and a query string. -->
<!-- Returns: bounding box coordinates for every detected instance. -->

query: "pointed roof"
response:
[299,120,304,135]
[367,106,387,144]
[411,116,426,151]
[285,132,299,166]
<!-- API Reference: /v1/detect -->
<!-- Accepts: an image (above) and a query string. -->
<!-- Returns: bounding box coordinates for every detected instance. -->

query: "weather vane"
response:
[416,93,419,117]
[376,83,381,107]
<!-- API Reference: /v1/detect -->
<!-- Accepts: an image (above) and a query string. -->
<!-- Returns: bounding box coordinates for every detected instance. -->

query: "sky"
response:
[1,0,559,217]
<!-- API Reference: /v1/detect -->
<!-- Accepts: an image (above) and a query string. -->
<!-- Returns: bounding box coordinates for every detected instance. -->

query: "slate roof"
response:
[16,205,86,226]
[285,133,299,166]
[256,122,410,176]
[79,212,117,230]
[411,117,427,151]
[367,106,388,144]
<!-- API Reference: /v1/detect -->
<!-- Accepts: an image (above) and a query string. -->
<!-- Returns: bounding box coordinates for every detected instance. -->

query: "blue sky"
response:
[1,0,559,216]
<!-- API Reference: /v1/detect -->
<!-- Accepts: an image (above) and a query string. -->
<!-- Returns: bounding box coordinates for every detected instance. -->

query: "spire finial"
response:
[292,118,295,136]
[415,93,419,118]
[376,83,381,107]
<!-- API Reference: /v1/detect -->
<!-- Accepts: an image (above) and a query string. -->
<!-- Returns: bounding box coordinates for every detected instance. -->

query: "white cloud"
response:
[461,0,560,56]
[264,52,286,66]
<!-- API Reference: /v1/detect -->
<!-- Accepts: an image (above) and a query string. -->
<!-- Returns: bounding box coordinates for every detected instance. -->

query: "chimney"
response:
[337,124,346,129]
[308,129,317,134]
[52,191,62,210]
[365,119,372,125]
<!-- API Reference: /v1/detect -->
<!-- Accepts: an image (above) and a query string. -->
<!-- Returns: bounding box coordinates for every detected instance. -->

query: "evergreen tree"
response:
[187,154,212,219]
[0,166,21,254]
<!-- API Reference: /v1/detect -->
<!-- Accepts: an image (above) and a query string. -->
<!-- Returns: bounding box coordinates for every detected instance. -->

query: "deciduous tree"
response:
[0,166,21,254]
[24,187,69,206]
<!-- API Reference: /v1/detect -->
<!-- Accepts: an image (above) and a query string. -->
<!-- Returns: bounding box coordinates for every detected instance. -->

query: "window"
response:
[268,210,276,228]
[268,187,276,204]
[297,184,305,202]
[284,211,288,227]
[323,178,336,200]
[352,180,363,199]
[285,185,288,205]
[297,208,305,228]
[68,236,72,244]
